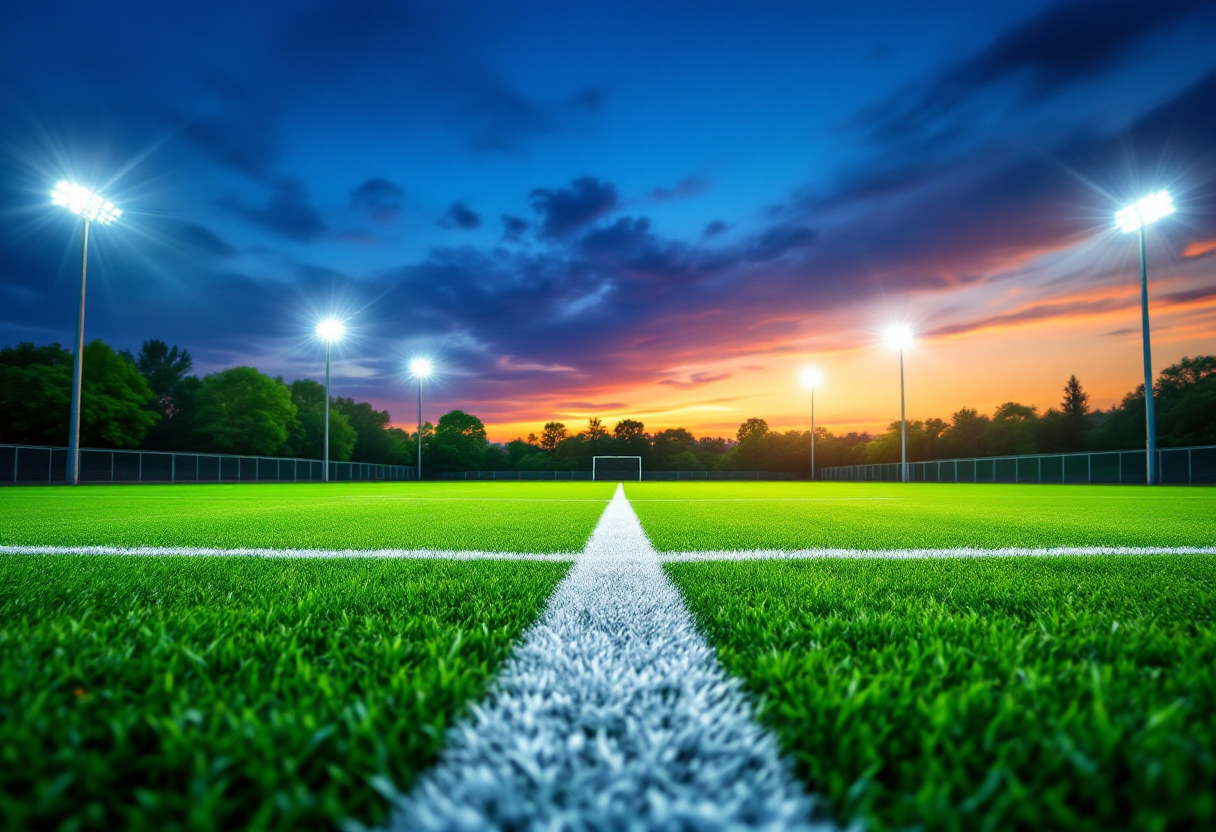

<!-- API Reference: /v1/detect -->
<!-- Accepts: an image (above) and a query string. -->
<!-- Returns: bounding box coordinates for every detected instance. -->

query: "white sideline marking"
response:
[0,545,574,561]
[659,546,1216,562]
[388,484,830,831]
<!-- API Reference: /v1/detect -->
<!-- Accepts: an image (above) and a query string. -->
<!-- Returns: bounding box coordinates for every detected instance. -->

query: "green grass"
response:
[0,482,618,553]
[668,556,1216,832]
[626,482,1216,550]
[0,555,568,831]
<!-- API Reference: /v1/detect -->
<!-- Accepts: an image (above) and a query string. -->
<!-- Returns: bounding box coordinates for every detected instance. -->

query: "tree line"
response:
[1,339,1212,473]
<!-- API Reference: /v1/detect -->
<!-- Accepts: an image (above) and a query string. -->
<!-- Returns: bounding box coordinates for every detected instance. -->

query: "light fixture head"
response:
[52,181,121,225]
[316,318,346,342]
[801,367,824,389]
[1116,190,1174,233]
[883,324,914,351]
[410,358,433,378]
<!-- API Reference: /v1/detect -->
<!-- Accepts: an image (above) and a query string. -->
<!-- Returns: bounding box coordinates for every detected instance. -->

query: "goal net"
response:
[592,456,642,481]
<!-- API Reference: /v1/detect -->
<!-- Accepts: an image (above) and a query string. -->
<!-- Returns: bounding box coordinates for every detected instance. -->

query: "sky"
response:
[1,0,1214,442]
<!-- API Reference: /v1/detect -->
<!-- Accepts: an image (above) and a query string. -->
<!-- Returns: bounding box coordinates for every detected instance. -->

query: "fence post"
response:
[1189,448,1193,484]
[1088,454,1091,484]
[111,453,115,482]
[138,452,143,483]
[172,455,176,482]
[1119,452,1123,484]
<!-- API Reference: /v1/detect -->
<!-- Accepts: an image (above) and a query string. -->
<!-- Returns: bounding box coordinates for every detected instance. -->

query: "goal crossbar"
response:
[591,456,642,481]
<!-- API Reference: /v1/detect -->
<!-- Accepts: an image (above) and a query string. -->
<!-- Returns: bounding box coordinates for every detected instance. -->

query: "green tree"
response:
[80,342,161,447]
[429,410,488,471]
[613,419,646,441]
[0,343,73,445]
[585,417,608,442]
[735,418,769,443]
[131,340,201,452]
[990,402,1039,455]
[1156,356,1216,446]
[133,340,193,399]
[0,341,158,448]
[193,367,298,455]
[287,379,356,460]
[1062,375,1090,420]
[332,398,397,463]
[539,422,567,451]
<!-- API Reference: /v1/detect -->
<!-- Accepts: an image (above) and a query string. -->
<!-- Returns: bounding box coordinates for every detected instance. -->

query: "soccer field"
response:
[625,481,1216,551]
[2,480,1214,831]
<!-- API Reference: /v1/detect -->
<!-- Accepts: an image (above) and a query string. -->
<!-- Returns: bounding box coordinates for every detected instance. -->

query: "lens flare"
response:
[1116,190,1174,233]
[801,367,823,388]
[883,324,914,350]
[316,318,346,342]
[52,181,121,225]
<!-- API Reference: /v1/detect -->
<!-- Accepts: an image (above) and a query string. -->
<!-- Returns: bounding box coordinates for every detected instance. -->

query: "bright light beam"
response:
[410,358,433,378]
[801,367,823,389]
[883,324,914,351]
[52,181,121,225]
[316,318,346,342]
[1115,190,1174,233]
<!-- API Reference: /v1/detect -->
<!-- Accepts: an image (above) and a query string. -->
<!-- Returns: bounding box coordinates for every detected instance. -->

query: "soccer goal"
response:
[592,456,642,481]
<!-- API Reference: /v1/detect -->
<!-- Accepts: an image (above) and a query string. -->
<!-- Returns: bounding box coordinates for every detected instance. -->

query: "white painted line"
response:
[659,545,1216,562]
[388,484,830,831]
[0,545,575,561]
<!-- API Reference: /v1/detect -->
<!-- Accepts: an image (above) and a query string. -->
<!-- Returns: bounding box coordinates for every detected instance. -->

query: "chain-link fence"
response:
[438,470,805,481]
[820,445,1216,485]
[1,445,415,485]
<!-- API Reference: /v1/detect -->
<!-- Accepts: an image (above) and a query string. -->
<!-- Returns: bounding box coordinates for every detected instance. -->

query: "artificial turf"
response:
[626,482,1216,551]
[667,555,1216,832]
[0,482,617,553]
[0,554,568,831]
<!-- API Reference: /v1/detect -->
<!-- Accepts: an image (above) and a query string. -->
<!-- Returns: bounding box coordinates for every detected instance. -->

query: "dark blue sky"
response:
[2,1,1214,437]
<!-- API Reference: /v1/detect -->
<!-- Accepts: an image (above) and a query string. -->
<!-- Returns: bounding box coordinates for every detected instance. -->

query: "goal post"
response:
[592,456,642,481]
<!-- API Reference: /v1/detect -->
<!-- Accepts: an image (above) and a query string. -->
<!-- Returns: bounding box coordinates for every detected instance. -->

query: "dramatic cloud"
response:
[440,201,482,230]
[181,114,280,180]
[658,372,732,389]
[350,178,405,223]
[702,220,729,239]
[648,176,711,203]
[530,177,620,238]
[862,0,1209,140]
[230,177,327,242]
[744,225,815,263]
[502,214,530,242]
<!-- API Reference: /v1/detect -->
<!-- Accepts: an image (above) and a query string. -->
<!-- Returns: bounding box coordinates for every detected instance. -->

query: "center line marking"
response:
[388,484,831,831]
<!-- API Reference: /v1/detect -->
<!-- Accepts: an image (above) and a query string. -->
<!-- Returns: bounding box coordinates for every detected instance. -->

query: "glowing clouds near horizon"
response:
[52,181,121,225]
[1115,190,1174,233]
[316,318,346,342]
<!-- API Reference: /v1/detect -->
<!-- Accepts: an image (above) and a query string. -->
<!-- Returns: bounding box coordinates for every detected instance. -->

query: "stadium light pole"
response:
[316,319,346,482]
[1115,190,1174,486]
[410,358,433,480]
[52,182,122,485]
[801,368,823,480]
[884,325,914,483]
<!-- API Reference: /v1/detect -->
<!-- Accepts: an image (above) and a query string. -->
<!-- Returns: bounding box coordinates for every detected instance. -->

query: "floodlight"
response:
[52,181,121,225]
[53,180,123,484]
[801,367,823,388]
[1115,190,1174,233]
[883,324,914,350]
[411,358,433,378]
[1113,188,1175,484]
[316,318,346,342]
